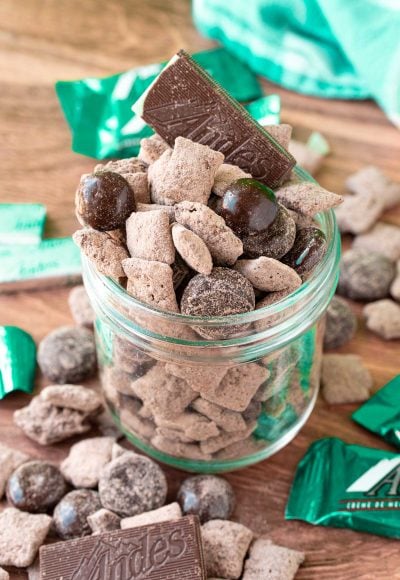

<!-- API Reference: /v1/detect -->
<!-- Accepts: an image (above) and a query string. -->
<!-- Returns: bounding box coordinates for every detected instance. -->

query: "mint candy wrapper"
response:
[0,203,46,246]
[353,376,400,448]
[286,437,400,539]
[0,326,36,399]
[56,47,266,160]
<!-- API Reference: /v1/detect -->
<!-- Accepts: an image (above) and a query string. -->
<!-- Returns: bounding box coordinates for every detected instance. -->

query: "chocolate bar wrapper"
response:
[286,437,400,539]
[0,203,46,246]
[0,326,36,399]
[56,47,264,159]
[353,376,400,448]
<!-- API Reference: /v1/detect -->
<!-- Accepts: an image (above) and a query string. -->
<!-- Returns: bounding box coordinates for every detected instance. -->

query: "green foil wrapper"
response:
[0,326,36,399]
[56,47,265,159]
[286,437,400,539]
[244,95,280,126]
[353,376,400,448]
[0,203,46,246]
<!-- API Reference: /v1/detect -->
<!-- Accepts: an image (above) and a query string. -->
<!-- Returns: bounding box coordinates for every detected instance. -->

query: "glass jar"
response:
[83,209,340,473]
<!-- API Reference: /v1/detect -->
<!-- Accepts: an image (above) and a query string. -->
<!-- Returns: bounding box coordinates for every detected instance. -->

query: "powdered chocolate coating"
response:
[38,326,97,384]
[76,171,135,231]
[338,249,395,301]
[282,226,327,277]
[98,454,167,518]
[242,204,296,260]
[6,461,68,513]
[324,296,357,350]
[53,489,101,539]
[177,475,235,523]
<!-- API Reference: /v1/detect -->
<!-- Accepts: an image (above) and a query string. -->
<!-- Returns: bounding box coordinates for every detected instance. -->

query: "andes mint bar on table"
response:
[133,50,295,188]
[40,515,206,579]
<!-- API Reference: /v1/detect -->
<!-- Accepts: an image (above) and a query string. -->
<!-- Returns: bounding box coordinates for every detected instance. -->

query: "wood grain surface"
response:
[1,1,400,578]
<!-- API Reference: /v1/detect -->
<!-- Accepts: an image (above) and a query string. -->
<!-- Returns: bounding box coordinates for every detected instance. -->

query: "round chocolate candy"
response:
[76,171,136,231]
[219,178,278,237]
[337,249,395,301]
[53,489,101,539]
[6,460,68,513]
[242,204,296,260]
[177,475,235,524]
[282,226,327,277]
[324,296,357,350]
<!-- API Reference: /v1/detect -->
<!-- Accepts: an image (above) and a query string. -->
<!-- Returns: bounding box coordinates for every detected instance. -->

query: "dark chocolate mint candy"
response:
[337,249,395,301]
[76,171,136,231]
[242,204,296,260]
[324,296,357,350]
[98,454,167,518]
[53,489,101,539]
[219,178,278,237]
[282,227,327,277]
[177,475,235,524]
[6,461,68,513]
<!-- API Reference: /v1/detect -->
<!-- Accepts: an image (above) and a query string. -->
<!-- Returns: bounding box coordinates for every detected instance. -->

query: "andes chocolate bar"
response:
[133,50,295,188]
[40,515,206,579]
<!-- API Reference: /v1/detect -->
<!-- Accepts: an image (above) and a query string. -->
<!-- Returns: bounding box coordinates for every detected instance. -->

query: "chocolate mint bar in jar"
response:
[74,51,342,472]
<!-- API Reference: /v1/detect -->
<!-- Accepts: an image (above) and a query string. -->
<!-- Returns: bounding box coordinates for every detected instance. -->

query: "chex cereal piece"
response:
[275,182,343,217]
[87,508,121,534]
[0,508,52,567]
[73,228,129,278]
[289,140,323,175]
[149,136,224,205]
[215,437,264,460]
[171,223,213,275]
[192,398,247,433]
[138,133,171,164]
[321,354,373,404]
[165,363,228,392]
[0,567,9,580]
[335,192,384,235]
[353,222,400,261]
[213,163,251,197]
[264,123,292,149]
[122,257,178,312]
[390,260,400,300]
[61,437,115,488]
[68,285,95,328]
[201,423,256,455]
[235,257,301,292]
[157,412,219,442]
[0,443,30,498]
[202,519,253,579]
[123,172,150,204]
[156,427,195,444]
[120,408,156,440]
[121,502,182,529]
[363,299,400,340]
[136,202,175,222]
[346,165,400,210]
[40,385,103,414]
[94,157,146,175]
[126,210,175,264]
[243,538,305,580]
[175,201,243,265]
[151,434,212,461]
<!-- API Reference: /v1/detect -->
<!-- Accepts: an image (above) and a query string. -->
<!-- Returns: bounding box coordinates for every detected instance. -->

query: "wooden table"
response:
[1,1,400,578]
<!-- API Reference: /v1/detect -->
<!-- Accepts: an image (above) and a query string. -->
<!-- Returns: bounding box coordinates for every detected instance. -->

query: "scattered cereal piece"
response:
[0,568,9,580]
[175,201,243,266]
[98,453,167,517]
[171,223,213,275]
[264,123,292,149]
[123,257,178,312]
[123,172,150,204]
[353,222,400,262]
[68,285,95,328]
[40,385,102,414]
[138,133,171,164]
[126,210,175,264]
[149,137,224,205]
[235,257,301,292]
[14,397,91,445]
[136,202,175,221]
[200,423,256,455]
[94,157,147,175]
[275,182,343,217]
[151,434,212,461]
[0,443,30,498]
[289,140,324,175]
[73,228,129,279]
[165,363,228,392]
[363,299,400,340]
[282,227,327,278]
[338,249,395,301]
[87,508,121,534]
[38,326,97,384]
[53,489,101,540]
[321,354,373,404]
[61,437,115,488]
[178,475,235,523]
[121,502,182,529]
[335,192,384,234]
[243,538,305,580]
[324,296,357,350]
[202,519,253,579]
[0,508,52,567]
[346,165,400,210]
[192,398,247,433]
[212,164,251,197]
[156,412,219,442]
[391,260,400,301]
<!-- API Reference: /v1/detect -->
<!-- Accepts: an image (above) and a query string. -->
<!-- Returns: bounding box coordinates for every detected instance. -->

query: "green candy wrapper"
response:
[286,437,400,539]
[353,376,400,448]
[56,48,266,159]
[244,95,280,126]
[0,203,46,246]
[0,326,36,399]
